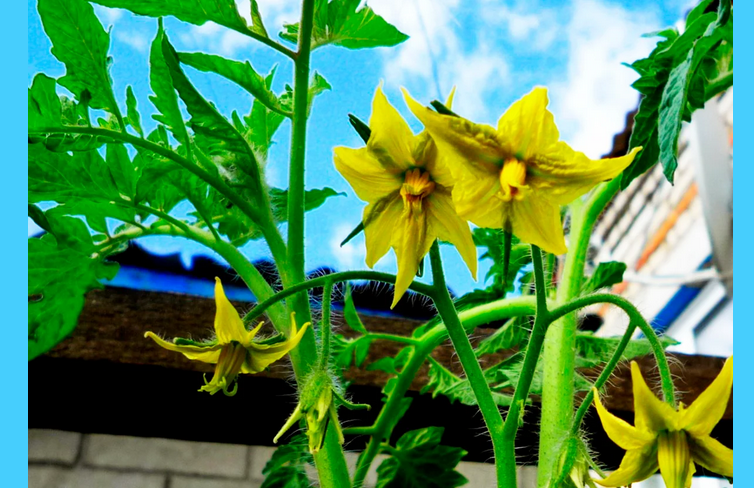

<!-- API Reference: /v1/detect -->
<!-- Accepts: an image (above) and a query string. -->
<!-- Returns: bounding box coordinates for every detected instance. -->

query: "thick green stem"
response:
[500,246,549,483]
[538,180,619,487]
[428,242,507,488]
[243,270,435,324]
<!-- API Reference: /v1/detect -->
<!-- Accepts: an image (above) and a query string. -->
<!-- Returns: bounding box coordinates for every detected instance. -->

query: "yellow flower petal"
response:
[245,321,265,345]
[528,146,642,206]
[631,361,679,433]
[368,86,415,172]
[244,320,310,373]
[592,388,655,450]
[506,197,567,255]
[363,194,403,268]
[144,331,222,363]
[334,146,403,203]
[403,88,502,178]
[594,445,659,487]
[682,356,732,437]
[214,278,248,344]
[391,209,432,308]
[689,434,733,478]
[427,190,477,280]
[451,170,503,226]
[658,430,692,488]
[496,86,560,162]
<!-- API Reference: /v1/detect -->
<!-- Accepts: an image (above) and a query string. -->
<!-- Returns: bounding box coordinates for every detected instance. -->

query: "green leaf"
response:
[422,358,513,407]
[376,427,467,488]
[474,316,531,357]
[125,86,144,137]
[575,332,679,369]
[28,204,52,234]
[332,335,372,368]
[178,52,288,116]
[260,434,313,488]
[28,74,62,130]
[343,283,367,334]
[37,0,120,118]
[29,217,119,359]
[280,0,409,50]
[583,261,627,294]
[244,67,286,159]
[90,0,249,33]
[249,0,268,38]
[149,22,190,149]
[160,32,263,189]
[106,143,139,201]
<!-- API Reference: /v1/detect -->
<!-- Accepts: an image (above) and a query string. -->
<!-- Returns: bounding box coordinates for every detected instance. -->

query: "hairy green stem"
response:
[428,242,507,488]
[500,246,549,484]
[243,270,435,324]
[538,180,620,487]
[320,280,333,369]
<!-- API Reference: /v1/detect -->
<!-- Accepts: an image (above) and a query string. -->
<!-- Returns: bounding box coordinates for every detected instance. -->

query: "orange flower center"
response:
[499,157,528,202]
[400,168,435,213]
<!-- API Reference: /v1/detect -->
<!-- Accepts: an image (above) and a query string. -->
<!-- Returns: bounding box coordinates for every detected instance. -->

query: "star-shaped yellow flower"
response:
[593,358,733,488]
[334,86,477,308]
[145,278,309,396]
[404,87,641,254]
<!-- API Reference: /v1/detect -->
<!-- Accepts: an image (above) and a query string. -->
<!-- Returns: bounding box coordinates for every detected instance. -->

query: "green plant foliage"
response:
[29,215,119,359]
[331,334,372,369]
[125,86,144,137]
[343,283,367,334]
[474,316,531,357]
[260,434,314,488]
[574,332,679,369]
[37,0,121,118]
[244,67,286,159]
[621,0,732,188]
[375,427,468,488]
[178,52,289,116]
[249,0,268,37]
[582,261,627,294]
[91,0,250,33]
[279,0,409,50]
[422,358,514,407]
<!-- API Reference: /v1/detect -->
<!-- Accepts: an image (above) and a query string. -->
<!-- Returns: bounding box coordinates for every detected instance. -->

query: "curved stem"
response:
[365,333,419,346]
[243,270,436,324]
[228,25,297,59]
[428,241,507,488]
[548,293,675,405]
[500,246,549,483]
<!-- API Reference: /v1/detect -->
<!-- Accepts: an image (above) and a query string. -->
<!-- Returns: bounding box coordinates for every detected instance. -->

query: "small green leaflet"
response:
[474,316,531,357]
[582,261,627,294]
[422,358,514,407]
[178,52,289,116]
[249,0,268,38]
[37,0,121,118]
[28,74,62,130]
[29,216,119,359]
[280,0,409,50]
[331,334,371,369]
[343,283,367,334]
[376,427,467,488]
[260,434,313,488]
[125,86,144,137]
[90,0,249,33]
[575,332,679,369]
[244,67,286,159]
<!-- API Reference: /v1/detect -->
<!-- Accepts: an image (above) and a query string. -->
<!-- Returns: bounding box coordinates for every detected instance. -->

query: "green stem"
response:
[428,241,507,488]
[365,333,419,346]
[500,246,549,483]
[227,26,297,59]
[548,293,675,405]
[538,180,619,487]
[243,270,435,324]
[320,280,333,369]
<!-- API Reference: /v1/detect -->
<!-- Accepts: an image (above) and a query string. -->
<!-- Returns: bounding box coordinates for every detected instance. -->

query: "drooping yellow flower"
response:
[404,87,641,254]
[592,358,733,488]
[145,278,309,396]
[334,86,477,308]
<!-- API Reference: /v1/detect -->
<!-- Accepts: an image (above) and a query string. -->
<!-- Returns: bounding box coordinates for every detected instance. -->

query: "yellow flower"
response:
[145,278,309,396]
[592,358,733,488]
[334,86,477,308]
[404,87,641,254]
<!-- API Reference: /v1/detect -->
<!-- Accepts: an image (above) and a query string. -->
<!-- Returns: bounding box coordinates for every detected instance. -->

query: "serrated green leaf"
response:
[474,316,531,357]
[106,143,139,201]
[575,332,679,369]
[149,22,190,149]
[280,0,409,50]
[376,427,467,488]
[367,357,397,374]
[249,0,268,38]
[38,0,120,118]
[343,283,367,334]
[583,261,627,294]
[260,434,313,488]
[90,0,249,32]
[244,67,286,159]
[125,86,143,137]
[422,358,513,407]
[28,74,62,130]
[178,52,288,116]
[29,218,119,359]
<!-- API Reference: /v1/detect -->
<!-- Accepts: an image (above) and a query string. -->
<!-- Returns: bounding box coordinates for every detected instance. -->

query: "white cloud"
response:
[548,0,661,158]
[481,4,559,52]
[93,5,123,26]
[115,30,149,53]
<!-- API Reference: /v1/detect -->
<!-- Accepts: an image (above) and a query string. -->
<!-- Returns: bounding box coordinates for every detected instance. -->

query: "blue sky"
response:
[28,0,692,296]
